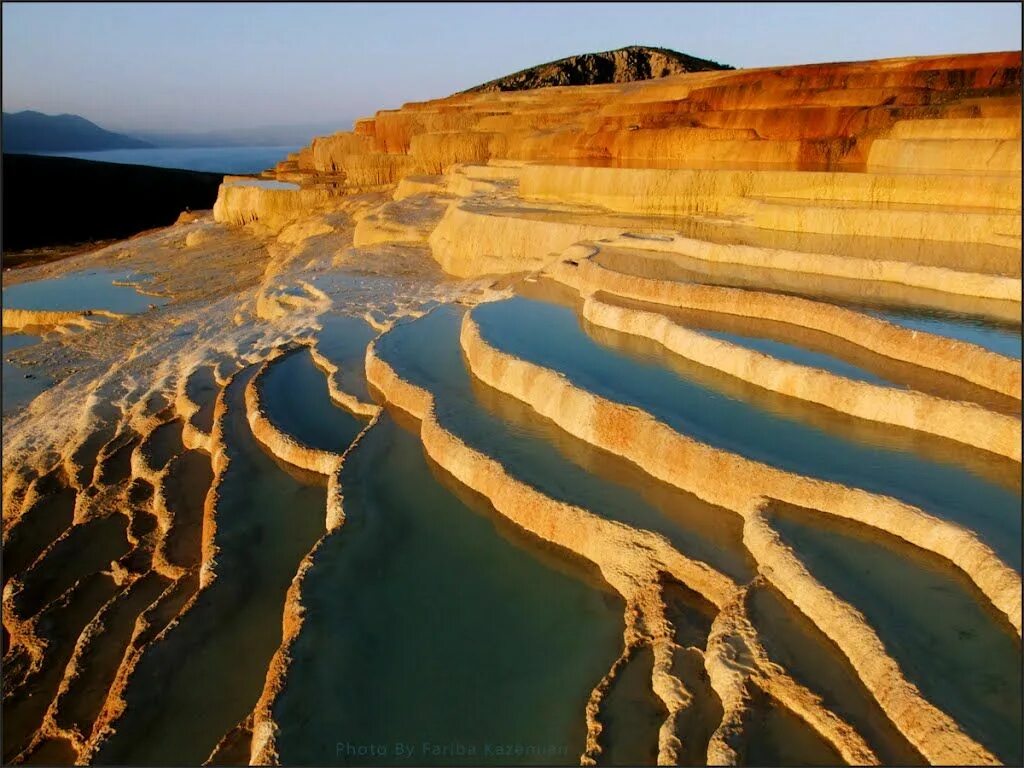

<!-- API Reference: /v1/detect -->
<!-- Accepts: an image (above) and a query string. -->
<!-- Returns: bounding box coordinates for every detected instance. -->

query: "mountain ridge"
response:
[1,110,154,152]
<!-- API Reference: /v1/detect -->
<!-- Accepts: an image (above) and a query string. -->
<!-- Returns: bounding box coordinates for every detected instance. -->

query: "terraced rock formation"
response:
[3,49,1021,766]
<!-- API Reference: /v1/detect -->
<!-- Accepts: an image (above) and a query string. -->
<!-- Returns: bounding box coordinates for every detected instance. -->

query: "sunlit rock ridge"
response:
[2,49,1021,767]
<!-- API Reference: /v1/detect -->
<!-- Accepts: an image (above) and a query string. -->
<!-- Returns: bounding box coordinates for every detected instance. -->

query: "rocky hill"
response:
[463,45,731,93]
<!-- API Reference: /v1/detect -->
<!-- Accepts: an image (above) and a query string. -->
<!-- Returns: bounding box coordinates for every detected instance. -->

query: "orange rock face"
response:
[278,51,1021,179]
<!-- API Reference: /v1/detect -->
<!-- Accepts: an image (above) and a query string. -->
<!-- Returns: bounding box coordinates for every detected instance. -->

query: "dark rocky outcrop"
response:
[463,45,732,93]
[2,154,222,255]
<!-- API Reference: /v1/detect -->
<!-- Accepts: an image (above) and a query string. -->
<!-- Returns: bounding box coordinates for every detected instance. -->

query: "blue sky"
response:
[2,2,1020,133]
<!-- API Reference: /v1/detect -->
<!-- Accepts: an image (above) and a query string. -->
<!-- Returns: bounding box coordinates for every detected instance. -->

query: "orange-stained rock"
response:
[277,50,1021,179]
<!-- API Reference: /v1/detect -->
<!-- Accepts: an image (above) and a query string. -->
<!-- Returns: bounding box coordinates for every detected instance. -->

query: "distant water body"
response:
[28,146,300,174]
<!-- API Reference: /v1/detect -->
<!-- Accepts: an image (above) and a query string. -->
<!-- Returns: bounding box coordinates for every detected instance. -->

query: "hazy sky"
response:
[3,2,1021,133]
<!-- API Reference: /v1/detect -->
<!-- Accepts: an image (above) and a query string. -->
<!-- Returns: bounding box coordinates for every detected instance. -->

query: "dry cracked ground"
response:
[2,50,1022,766]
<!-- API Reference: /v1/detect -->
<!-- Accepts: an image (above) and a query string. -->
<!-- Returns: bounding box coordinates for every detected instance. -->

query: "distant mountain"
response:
[129,121,354,148]
[464,45,732,93]
[1,110,153,152]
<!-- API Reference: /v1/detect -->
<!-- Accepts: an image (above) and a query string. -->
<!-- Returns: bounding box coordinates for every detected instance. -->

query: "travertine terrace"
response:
[2,50,1021,766]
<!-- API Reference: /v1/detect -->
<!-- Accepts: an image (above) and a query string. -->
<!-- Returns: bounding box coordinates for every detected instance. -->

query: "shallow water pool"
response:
[699,327,897,386]
[271,413,624,765]
[259,347,364,451]
[773,506,1022,764]
[472,297,1021,570]
[375,306,754,582]
[2,269,168,314]
[2,333,52,415]
[869,308,1022,360]
[225,178,300,191]
[314,314,378,404]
